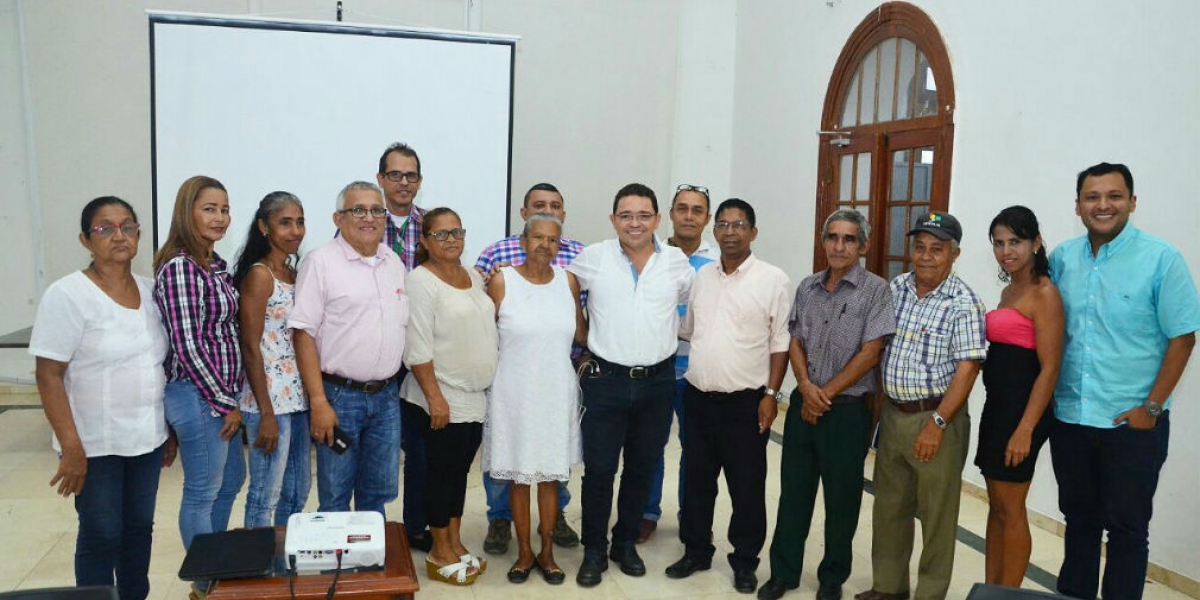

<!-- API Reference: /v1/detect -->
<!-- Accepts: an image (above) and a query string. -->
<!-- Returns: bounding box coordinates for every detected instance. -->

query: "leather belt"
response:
[592,355,673,379]
[889,395,943,413]
[831,393,867,405]
[321,372,394,394]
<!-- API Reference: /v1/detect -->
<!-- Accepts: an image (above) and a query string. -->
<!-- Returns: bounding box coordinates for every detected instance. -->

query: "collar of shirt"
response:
[335,234,391,264]
[1083,223,1139,262]
[716,253,757,279]
[811,262,865,292]
[623,236,664,281]
[901,270,963,299]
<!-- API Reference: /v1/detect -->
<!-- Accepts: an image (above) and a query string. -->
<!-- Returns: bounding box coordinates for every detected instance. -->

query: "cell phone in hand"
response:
[330,425,350,454]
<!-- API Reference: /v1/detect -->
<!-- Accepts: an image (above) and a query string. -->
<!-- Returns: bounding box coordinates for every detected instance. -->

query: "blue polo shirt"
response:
[1049,224,1200,428]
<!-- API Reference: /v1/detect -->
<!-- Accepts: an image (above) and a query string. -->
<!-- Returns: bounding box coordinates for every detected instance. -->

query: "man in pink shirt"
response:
[291,181,409,515]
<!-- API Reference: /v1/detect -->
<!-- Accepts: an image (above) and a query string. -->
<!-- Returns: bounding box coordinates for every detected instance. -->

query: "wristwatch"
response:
[764,387,786,403]
[1143,399,1164,418]
[931,411,948,430]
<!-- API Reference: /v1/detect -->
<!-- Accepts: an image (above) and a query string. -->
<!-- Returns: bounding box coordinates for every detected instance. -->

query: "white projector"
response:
[285,511,386,572]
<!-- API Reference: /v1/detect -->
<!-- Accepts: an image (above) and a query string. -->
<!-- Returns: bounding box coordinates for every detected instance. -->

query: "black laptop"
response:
[178,528,276,581]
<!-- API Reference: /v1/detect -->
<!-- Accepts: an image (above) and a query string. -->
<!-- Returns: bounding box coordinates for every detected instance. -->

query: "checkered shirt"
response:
[383,205,426,271]
[474,234,585,272]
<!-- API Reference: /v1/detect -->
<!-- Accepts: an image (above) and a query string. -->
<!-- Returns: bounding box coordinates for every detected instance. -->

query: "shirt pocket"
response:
[920,330,951,367]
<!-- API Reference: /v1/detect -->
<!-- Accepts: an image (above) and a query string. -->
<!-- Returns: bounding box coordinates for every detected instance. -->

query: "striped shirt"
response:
[790,264,895,396]
[155,251,244,413]
[474,234,585,273]
[882,272,986,402]
[384,205,426,271]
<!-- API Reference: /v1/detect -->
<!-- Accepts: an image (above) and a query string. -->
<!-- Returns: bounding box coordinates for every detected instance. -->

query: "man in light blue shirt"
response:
[1048,162,1200,600]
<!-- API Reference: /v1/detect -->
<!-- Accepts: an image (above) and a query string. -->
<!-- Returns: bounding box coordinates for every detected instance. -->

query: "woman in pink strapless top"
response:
[977,206,1064,588]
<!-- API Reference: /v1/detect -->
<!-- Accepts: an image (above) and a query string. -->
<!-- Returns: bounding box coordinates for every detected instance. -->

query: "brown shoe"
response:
[636,518,657,544]
[853,590,910,600]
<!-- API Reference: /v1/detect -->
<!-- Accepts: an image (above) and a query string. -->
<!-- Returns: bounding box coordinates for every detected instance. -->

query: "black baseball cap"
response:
[907,210,962,243]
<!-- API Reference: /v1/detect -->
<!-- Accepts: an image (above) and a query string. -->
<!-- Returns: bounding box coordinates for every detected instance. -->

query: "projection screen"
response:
[150,12,517,263]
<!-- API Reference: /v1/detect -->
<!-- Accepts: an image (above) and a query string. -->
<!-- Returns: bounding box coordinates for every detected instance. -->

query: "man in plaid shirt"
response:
[856,211,986,600]
[474,182,584,555]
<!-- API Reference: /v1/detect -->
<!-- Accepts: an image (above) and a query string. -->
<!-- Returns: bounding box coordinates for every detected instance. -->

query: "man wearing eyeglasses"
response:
[639,183,716,544]
[568,183,695,587]
[375,142,434,551]
[473,182,583,555]
[664,198,791,594]
[291,181,408,516]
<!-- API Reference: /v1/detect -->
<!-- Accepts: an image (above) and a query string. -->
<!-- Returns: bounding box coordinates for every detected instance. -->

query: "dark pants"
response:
[680,384,770,571]
[1050,414,1170,600]
[74,446,164,600]
[412,407,483,528]
[580,360,674,552]
[400,398,428,536]
[769,392,871,586]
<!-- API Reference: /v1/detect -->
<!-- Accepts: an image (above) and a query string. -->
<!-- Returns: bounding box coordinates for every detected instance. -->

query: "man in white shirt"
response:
[664,198,791,593]
[568,183,695,587]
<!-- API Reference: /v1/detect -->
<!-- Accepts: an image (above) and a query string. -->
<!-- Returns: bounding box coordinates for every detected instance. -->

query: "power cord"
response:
[325,550,343,600]
[287,554,298,600]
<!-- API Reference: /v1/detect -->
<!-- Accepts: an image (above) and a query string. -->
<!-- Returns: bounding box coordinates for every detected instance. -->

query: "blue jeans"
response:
[643,377,687,521]
[483,473,571,521]
[579,363,674,551]
[164,381,246,549]
[400,399,427,537]
[243,411,312,528]
[315,380,401,516]
[74,446,164,600]
[1051,414,1171,600]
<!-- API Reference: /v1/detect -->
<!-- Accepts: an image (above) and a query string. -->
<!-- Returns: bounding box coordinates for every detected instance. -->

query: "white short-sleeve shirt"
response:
[29,271,169,457]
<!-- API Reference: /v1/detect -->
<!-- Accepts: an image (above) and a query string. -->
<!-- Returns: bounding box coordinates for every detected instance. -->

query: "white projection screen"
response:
[150,12,516,263]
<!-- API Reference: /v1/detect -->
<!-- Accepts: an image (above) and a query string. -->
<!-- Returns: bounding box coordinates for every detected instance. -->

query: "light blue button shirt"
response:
[1050,225,1200,428]
[674,243,716,378]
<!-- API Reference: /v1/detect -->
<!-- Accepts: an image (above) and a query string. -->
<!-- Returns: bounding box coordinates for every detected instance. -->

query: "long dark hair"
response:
[989,205,1050,282]
[414,206,461,267]
[233,191,302,287]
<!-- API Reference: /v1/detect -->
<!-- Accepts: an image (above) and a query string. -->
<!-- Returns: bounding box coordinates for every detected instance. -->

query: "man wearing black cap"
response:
[855,211,986,600]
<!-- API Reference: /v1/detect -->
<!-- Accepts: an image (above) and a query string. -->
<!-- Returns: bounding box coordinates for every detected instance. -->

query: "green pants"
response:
[869,400,970,600]
[768,391,871,586]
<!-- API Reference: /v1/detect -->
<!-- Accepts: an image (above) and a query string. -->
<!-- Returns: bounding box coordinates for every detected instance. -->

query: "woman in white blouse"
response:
[401,207,499,586]
[30,197,175,600]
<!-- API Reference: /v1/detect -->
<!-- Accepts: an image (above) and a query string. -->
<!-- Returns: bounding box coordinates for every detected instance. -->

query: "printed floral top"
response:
[239,265,307,414]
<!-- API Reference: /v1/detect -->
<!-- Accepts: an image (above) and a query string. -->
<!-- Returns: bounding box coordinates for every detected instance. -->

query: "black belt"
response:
[831,393,867,405]
[321,372,394,394]
[592,355,673,379]
[888,395,943,413]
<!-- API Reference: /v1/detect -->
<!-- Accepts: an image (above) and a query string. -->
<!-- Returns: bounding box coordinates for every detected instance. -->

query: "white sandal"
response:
[426,557,479,585]
[461,553,488,574]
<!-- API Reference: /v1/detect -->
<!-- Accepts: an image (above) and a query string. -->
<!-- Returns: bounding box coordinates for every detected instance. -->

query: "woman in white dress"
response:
[483,214,587,585]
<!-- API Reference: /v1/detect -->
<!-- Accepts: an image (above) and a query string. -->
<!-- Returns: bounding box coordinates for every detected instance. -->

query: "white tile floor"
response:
[0,394,1191,599]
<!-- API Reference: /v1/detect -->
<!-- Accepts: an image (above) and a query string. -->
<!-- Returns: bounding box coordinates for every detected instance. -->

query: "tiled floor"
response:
[0,392,1191,599]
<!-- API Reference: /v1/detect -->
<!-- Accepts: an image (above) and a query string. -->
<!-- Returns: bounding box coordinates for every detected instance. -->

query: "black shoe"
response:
[607,544,646,577]
[406,529,433,553]
[575,550,608,587]
[757,576,799,600]
[665,555,712,579]
[734,568,758,594]
[817,583,843,600]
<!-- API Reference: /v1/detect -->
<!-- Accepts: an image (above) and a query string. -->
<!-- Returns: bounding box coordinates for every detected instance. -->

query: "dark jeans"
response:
[411,407,483,528]
[769,392,871,586]
[1050,414,1170,600]
[400,398,428,536]
[680,384,769,571]
[74,446,164,600]
[643,377,687,521]
[580,360,674,552]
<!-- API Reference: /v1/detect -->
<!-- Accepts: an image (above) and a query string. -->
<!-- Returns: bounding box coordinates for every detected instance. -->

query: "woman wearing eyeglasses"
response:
[30,196,174,600]
[153,176,246,567]
[232,191,310,528]
[401,207,499,586]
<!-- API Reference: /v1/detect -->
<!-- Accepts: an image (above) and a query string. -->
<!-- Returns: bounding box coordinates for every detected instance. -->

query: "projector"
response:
[285,511,386,572]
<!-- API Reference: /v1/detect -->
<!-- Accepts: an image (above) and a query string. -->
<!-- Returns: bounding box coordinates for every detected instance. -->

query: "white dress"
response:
[483,266,582,484]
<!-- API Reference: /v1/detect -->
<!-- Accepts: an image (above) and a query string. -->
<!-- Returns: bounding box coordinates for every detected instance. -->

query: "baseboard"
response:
[0,382,37,395]
[961,480,1199,598]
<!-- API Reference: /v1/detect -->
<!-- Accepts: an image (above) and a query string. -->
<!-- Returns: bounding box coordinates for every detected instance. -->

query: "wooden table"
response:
[207,521,419,600]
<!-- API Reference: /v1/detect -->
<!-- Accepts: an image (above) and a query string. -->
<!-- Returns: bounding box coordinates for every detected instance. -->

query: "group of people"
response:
[28,152,1196,600]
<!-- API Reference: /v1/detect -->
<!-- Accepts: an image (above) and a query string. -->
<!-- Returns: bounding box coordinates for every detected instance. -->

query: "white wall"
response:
[731,0,1200,581]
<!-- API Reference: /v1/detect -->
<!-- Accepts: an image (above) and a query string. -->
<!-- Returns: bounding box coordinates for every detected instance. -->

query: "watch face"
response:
[1145,402,1163,417]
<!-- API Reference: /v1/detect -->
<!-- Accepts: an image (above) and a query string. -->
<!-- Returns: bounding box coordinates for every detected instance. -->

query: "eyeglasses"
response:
[714,220,751,231]
[428,228,466,241]
[676,184,709,196]
[616,212,656,224]
[338,207,388,219]
[383,170,422,183]
[90,222,141,238]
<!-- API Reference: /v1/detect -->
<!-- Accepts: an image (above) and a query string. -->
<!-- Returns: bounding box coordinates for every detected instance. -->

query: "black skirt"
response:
[975,342,1055,483]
